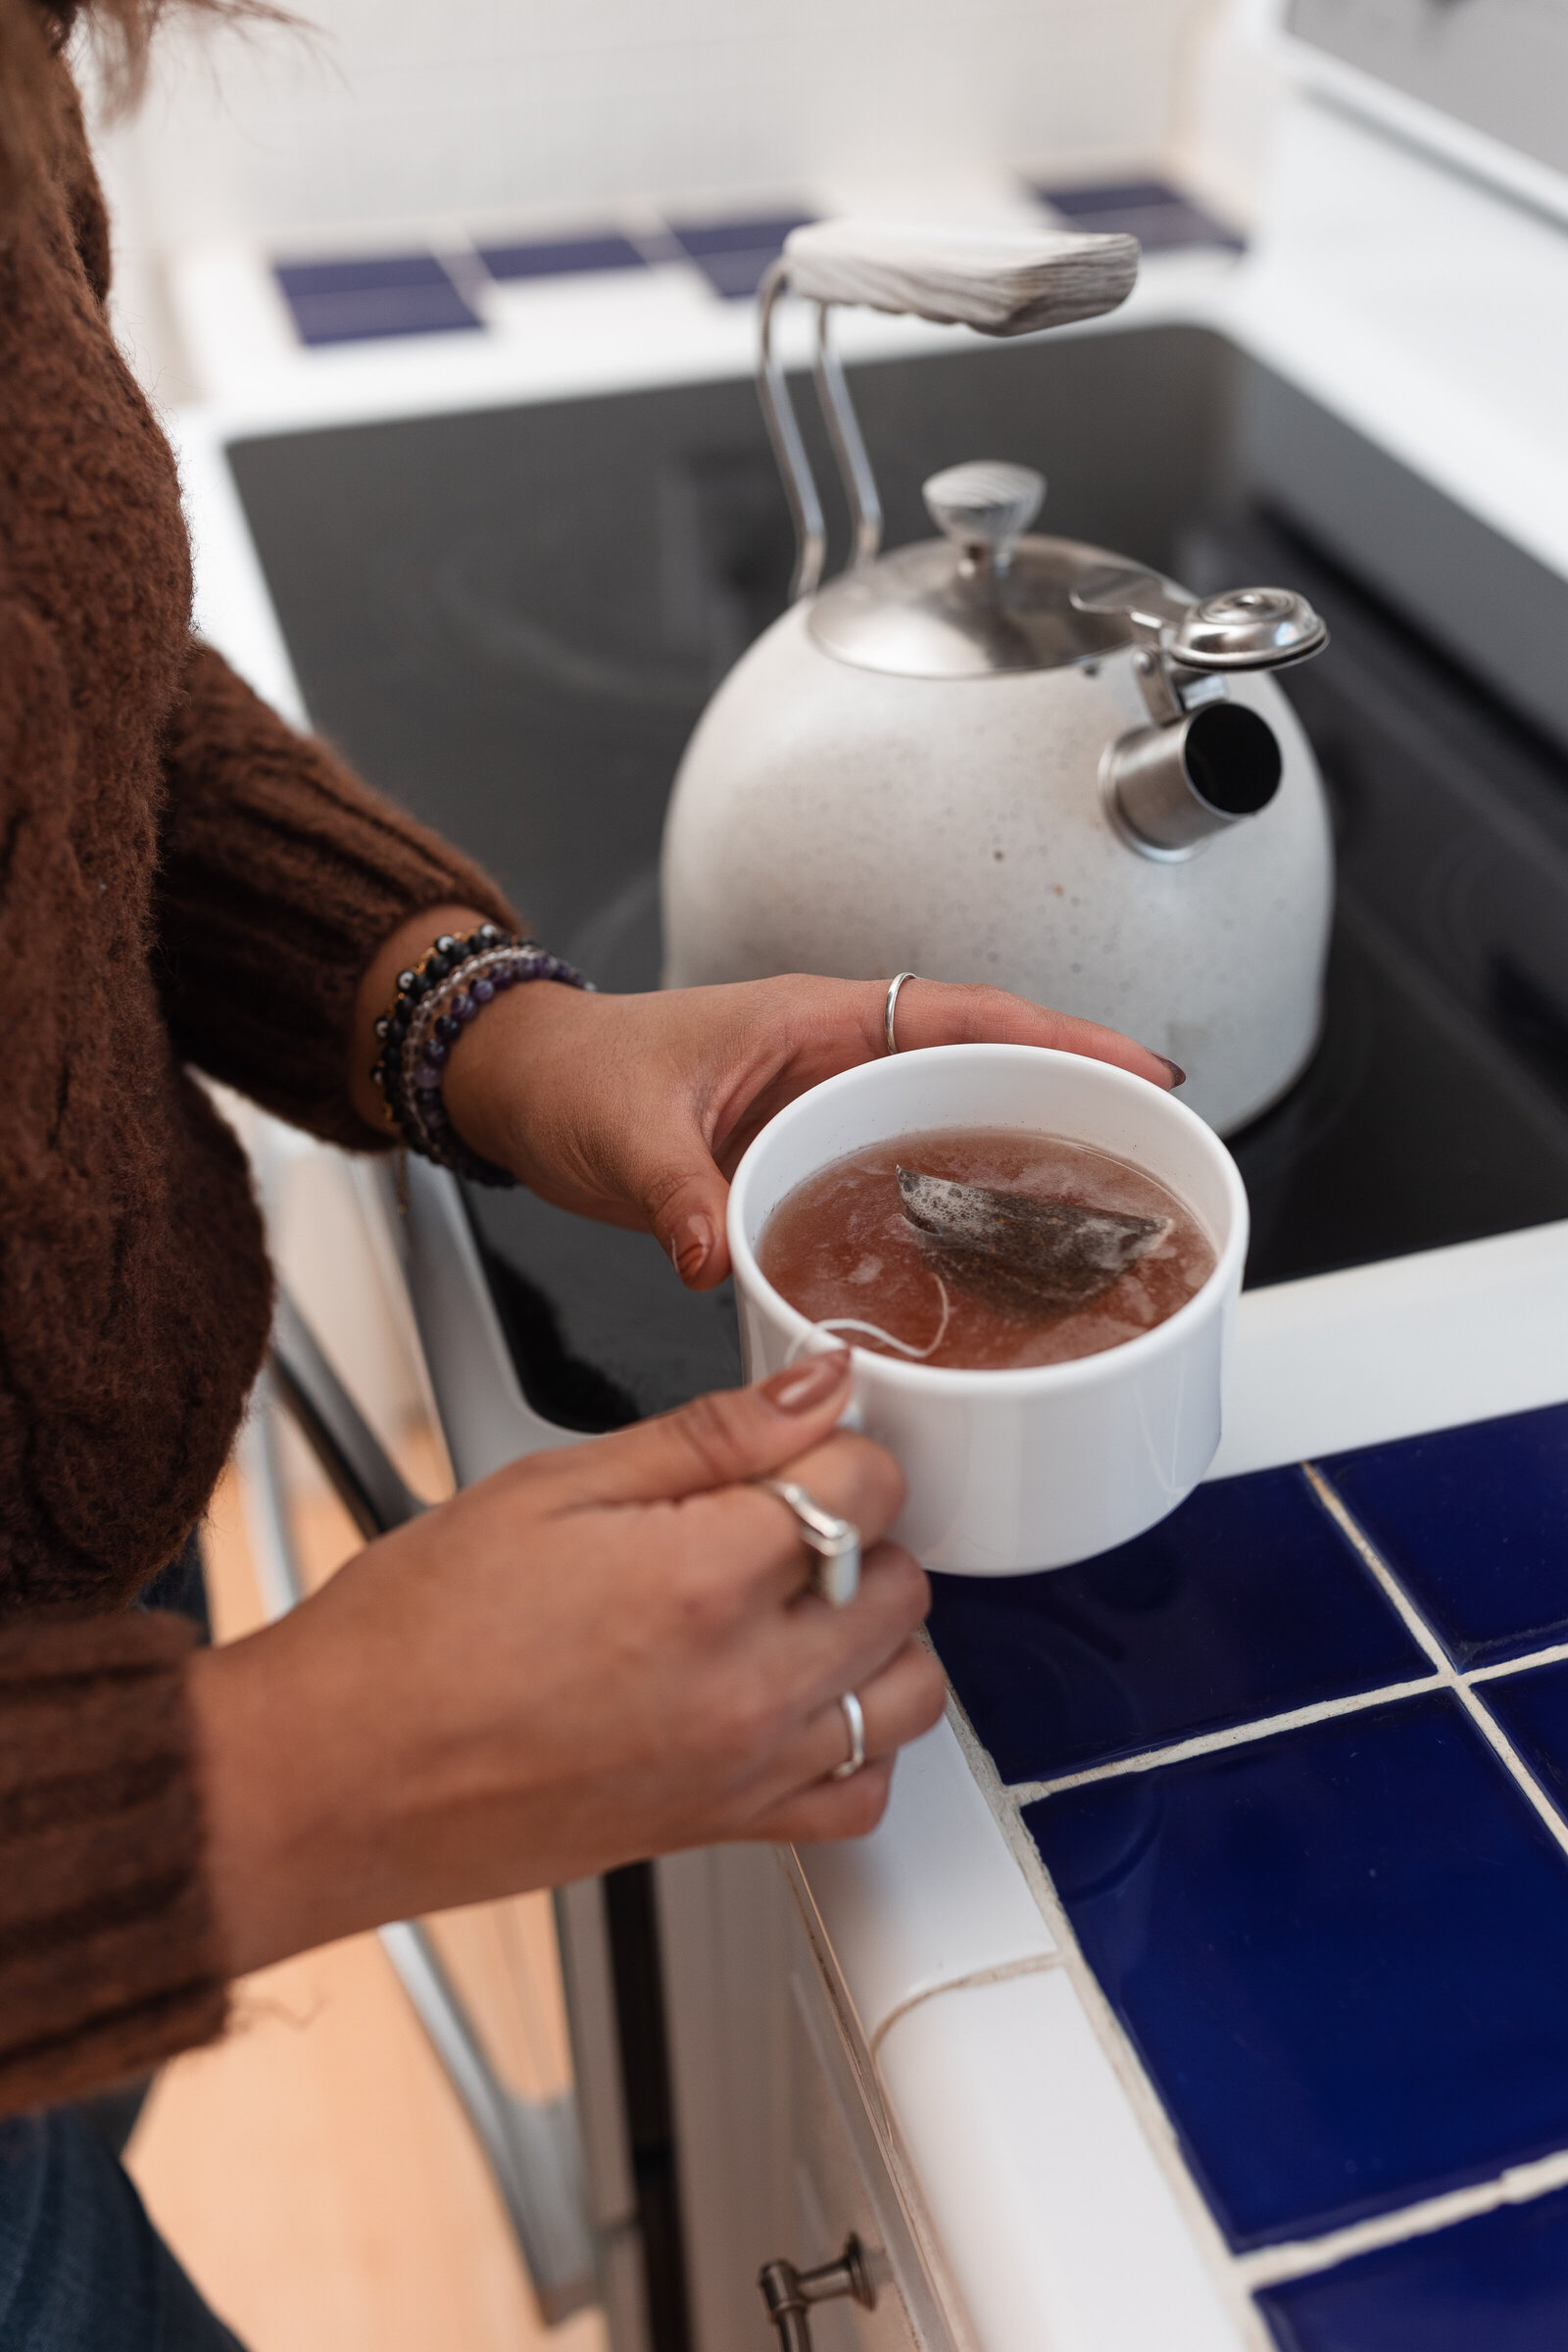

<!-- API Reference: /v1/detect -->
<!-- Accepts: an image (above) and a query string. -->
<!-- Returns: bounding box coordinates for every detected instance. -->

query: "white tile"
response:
[1211,1217,1568,1481]
[793,1716,1055,2047]
[109,0,1209,254]
[876,1969,1250,2352]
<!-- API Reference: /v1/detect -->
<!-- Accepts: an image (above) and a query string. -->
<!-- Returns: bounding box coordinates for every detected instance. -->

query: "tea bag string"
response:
[785,1270,953,1364]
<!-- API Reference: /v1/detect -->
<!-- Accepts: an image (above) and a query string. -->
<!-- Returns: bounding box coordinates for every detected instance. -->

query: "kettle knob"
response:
[923,462,1045,566]
[1070,566,1327,672]
[1170,586,1328,672]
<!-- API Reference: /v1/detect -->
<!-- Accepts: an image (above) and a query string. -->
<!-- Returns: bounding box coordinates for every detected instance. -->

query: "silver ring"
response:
[832,1690,866,1780]
[884,971,918,1056]
[757,1478,861,1607]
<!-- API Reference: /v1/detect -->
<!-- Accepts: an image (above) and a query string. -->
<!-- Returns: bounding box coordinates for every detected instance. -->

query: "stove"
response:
[227,320,1568,1432]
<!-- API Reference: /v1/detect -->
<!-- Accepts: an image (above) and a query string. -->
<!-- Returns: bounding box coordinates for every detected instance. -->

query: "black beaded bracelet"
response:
[371,923,593,1186]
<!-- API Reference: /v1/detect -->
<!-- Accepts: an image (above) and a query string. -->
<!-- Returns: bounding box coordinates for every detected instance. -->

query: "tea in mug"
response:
[757,1125,1214,1371]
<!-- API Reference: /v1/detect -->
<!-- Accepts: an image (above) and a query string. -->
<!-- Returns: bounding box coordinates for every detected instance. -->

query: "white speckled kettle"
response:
[661,220,1334,1134]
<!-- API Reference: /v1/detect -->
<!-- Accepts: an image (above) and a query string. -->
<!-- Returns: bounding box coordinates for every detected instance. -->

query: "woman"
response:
[0,1,1177,2340]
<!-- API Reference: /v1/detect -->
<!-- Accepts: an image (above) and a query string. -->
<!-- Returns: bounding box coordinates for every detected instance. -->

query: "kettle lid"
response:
[808,461,1144,679]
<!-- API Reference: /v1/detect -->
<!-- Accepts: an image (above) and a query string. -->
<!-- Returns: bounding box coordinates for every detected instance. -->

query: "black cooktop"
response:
[228,324,1568,1430]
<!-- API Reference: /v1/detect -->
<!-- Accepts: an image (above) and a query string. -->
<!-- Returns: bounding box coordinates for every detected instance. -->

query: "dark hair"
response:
[0,0,282,208]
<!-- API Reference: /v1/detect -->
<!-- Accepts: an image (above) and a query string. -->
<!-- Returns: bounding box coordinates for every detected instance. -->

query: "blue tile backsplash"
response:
[1025,1694,1568,2248]
[274,253,482,346]
[476,231,648,282]
[1257,2182,1568,2352]
[1321,1403,1568,1666]
[268,181,1237,354]
[1033,174,1246,254]
[928,1468,1429,1785]
[273,208,820,345]
[664,210,817,299]
[269,184,1234,355]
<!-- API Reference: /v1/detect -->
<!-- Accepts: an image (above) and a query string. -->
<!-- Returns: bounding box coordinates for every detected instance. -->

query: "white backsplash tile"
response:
[93,0,1212,250]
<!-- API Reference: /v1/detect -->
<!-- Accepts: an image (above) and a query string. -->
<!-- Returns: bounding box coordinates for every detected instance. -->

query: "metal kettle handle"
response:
[757,220,1140,601]
[758,259,879,603]
[759,2234,877,2351]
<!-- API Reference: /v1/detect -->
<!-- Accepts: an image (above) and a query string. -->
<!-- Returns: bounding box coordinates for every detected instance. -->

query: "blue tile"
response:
[666,211,817,257]
[684,247,782,300]
[476,232,647,282]
[1482,1657,1568,1819]
[928,1468,1429,1786]
[274,253,455,298]
[273,253,481,346]
[1257,2183,1568,2351]
[666,210,817,300]
[1032,175,1246,253]
[1321,1403,1568,1668]
[1024,1694,1568,2248]
[1040,176,1185,218]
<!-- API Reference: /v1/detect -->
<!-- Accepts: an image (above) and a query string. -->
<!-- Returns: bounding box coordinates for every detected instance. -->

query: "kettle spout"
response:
[1107,701,1282,858]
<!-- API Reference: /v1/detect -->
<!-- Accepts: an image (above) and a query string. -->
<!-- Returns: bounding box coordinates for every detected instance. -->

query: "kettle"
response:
[661,220,1333,1133]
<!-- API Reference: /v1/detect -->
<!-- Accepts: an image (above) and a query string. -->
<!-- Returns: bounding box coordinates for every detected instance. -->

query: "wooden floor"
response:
[127,1450,610,2352]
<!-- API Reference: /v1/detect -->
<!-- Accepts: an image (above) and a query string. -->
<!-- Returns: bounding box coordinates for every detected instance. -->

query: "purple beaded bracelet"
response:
[371,924,592,1187]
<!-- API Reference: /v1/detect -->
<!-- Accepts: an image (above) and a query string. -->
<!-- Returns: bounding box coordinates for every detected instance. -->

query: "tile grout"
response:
[1006,1674,1442,1804]
[867,1952,1061,2064]
[1236,2143,1568,2290]
[1298,1464,1456,1672]
[975,1453,1568,2308]
[1004,1471,1568,1815]
[1303,1464,1568,1865]
[1469,1639,1568,1684]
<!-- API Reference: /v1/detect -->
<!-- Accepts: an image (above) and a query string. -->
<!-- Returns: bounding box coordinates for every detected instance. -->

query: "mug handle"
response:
[780,1322,866,1432]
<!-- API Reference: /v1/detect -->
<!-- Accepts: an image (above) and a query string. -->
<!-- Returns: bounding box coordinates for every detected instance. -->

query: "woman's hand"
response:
[450,969,1178,1288]
[190,1352,944,1979]
[350,902,1179,1291]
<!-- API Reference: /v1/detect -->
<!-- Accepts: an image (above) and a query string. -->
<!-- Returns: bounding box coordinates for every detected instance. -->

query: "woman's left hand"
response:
[450,973,1178,1293]
[354,906,1179,1292]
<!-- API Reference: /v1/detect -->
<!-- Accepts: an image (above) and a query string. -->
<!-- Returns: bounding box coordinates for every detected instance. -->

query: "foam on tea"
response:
[758,1126,1214,1371]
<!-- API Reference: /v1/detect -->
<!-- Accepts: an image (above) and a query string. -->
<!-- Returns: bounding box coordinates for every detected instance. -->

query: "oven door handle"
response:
[268,1287,427,1542]
[245,1287,600,2326]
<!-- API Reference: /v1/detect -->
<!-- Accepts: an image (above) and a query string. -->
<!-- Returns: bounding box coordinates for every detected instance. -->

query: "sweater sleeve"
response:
[0,1614,226,2114]
[154,641,519,1151]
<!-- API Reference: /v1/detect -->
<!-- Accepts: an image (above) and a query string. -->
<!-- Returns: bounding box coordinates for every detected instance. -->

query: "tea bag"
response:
[897,1167,1171,1320]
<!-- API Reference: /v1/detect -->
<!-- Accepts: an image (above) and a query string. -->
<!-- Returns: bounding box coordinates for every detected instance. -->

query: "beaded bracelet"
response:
[371,922,593,1187]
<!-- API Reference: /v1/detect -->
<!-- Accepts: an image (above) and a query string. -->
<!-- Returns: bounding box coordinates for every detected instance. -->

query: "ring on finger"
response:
[757,1478,861,1606]
[831,1690,866,1781]
[884,970,918,1056]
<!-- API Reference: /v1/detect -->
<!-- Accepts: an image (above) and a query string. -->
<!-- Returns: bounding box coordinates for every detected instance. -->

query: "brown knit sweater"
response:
[0,56,513,2109]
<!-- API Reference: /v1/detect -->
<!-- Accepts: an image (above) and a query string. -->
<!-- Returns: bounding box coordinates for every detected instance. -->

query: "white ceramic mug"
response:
[727,1044,1249,1574]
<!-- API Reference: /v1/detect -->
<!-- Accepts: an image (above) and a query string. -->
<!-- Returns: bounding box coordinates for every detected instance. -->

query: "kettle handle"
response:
[758,220,1138,602]
[782,218,1139,336]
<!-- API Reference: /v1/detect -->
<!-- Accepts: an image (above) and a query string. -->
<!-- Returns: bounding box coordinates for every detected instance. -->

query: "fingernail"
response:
[763,1349,852,1414]
[670,1214,713,1283]
[1157,1055,1186,1089]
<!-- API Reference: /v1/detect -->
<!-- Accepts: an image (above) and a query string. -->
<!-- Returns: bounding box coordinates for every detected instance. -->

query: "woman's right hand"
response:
[189,1349,945,1979]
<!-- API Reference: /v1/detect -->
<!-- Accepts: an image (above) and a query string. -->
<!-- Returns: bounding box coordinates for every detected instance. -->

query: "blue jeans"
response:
[0,2112,243,2351]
